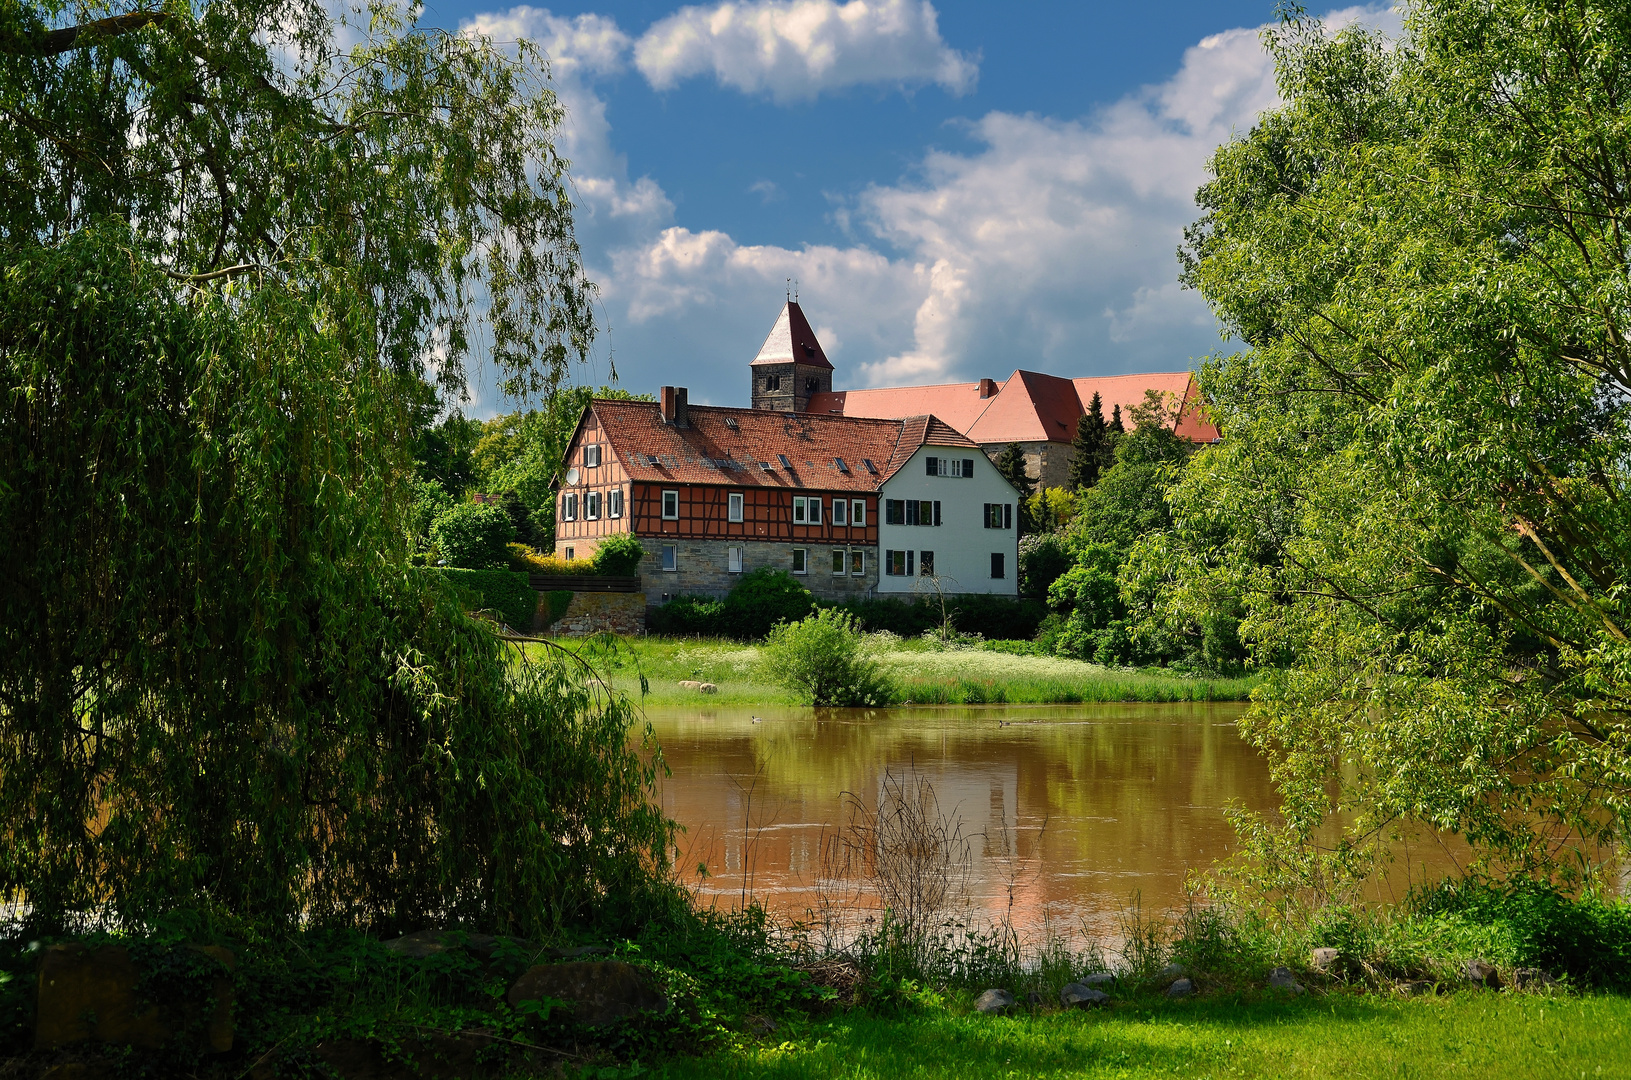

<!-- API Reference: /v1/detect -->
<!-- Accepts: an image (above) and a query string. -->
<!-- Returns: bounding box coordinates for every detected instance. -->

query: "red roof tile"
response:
[750,301,833,370]
[810,369,1218,444]
[589,400,977,490]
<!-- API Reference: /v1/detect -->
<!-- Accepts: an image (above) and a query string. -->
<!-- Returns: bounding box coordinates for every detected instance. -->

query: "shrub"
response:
[506,545,596,575]
[829,595,1045,641]
[760,609,894,706]
[593,532,645,576]
[1410,879,1631,989]
[434,568,538,631]
[648,596,728,637]
[1018,532,1073,599]
[724,568,816,639]
[431,502,515,569]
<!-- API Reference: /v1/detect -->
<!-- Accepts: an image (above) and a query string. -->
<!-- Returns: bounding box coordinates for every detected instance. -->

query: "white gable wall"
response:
[876,445,1020,596]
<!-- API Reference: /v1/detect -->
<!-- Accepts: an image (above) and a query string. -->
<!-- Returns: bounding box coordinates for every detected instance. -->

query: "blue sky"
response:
[416,0,1393,414]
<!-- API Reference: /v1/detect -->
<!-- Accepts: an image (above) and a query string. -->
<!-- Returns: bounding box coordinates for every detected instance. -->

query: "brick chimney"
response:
[659,385,690,427]
[978,378,998,399]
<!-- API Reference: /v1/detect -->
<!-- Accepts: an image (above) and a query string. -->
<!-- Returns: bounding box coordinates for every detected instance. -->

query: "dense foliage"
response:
[0,0,677,936]
[592,531,647,577]
[1173,0,1631,890]
[436,568,538,631]
[431,501,516,569]
[760,609,894,707]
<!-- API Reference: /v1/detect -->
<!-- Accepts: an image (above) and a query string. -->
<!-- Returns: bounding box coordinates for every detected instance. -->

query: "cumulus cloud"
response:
[601,4,1399,399]
[633,0,977,102]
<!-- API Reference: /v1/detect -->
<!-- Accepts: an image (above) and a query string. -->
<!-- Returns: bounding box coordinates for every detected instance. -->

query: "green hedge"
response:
[431,568,537,631]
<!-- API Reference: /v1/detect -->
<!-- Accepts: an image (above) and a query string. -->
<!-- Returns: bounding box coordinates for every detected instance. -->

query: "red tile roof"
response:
[589,399,977,490]
[807,369,1219,444]
[750,301,833,370]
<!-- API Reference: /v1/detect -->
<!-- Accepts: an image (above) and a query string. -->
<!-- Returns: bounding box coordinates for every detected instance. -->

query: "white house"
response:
[876,435,1019,597]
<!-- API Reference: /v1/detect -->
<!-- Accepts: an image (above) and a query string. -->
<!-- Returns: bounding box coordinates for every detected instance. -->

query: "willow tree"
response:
[1174,1,1631,906]
[0,0,672,935]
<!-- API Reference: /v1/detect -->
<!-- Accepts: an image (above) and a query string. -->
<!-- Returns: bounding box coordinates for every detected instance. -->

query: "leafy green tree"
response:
[1018,532,1073,600]
[1068,392,1109,490]
[591,532,645,577]
[0,0,678,935]
[993,442,1036,534]
[431,502,516,569]
[760,609,893,707]
[1176,0,1631,898]
[1048,392,1195,664]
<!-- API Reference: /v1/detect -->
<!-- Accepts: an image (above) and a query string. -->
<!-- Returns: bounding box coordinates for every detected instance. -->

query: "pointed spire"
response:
[751,300,832,370]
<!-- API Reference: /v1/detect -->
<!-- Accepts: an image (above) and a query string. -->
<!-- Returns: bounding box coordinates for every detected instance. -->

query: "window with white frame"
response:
[920,550,935,576]
[662,489,679,519]
[662,544,678,571]
[728,492,744,523]
[851,499,866,526]
[832,549,846,575]
[809,497,821,524]
[885,549,914,576]
[791,548,808,574]
[586,491,601,520]
[793,496,808,523]
[983,503,1013,530]
[924,455,976,477]
[584,444,601,467]
[728,546,743,573]
[609,488,623,518]
[850,550,865,576]
[562,492,578,521]
[832,498,847,526]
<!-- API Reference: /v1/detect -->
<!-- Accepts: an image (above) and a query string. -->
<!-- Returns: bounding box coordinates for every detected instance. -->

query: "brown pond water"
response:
[651,702,1465,938]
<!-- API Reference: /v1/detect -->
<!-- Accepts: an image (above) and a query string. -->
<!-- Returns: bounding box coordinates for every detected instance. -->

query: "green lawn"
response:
[654,991,1631,1079]
[529,635,1255,707]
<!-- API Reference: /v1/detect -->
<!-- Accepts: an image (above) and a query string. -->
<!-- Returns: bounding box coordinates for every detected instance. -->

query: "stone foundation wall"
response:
[638,537,877,607]
[982,440,1074,492]
[549,591,646,636]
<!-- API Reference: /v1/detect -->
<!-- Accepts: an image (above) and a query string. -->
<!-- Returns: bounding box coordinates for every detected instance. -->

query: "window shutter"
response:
[1004,503,1013,530]
[934,501,942,526]
[925,456,938,475]
[907,550,915,576]
[963,458,974,478]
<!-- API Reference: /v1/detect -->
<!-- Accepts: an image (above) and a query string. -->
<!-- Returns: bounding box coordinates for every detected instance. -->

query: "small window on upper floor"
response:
[831,498,847,526]
[766,374,781,391]
[805,376,818,392]
[608,488,624,518]
[728,492,744,523]
[585,491,601,520]
[584,444,601,468]
[851,499,866,526]
[662,490,679,520]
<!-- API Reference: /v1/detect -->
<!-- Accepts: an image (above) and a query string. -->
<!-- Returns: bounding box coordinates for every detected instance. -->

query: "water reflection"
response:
[652,702,1311,937]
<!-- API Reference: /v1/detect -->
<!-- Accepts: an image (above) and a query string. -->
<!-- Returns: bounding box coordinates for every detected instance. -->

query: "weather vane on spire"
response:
[785,278,791,302]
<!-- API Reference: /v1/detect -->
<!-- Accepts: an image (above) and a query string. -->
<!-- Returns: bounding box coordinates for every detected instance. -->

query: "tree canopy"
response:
[0,0,671,935]
[1175,0,1631,901]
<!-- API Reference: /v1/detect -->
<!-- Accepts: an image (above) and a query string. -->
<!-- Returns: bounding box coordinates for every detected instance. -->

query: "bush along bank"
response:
[8,883,1629,1076]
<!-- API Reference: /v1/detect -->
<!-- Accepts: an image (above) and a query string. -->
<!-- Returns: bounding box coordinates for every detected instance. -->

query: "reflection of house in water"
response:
[658,706,1467,936]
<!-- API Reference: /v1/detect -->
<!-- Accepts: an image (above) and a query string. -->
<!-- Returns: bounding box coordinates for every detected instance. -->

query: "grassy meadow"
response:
[655,990,1631,1079]
[528,634,1256,707]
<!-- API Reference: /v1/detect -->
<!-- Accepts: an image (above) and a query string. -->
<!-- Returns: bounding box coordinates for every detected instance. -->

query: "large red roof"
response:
[807,369,1218,445]
[589,399,977,491]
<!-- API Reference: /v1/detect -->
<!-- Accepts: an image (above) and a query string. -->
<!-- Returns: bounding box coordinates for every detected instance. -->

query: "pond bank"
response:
[528,635,1257,706]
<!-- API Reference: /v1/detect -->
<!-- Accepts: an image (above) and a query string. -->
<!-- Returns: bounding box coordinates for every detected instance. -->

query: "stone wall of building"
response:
[638,537,877,608]
[548,591,646,636]
[982,440,1074,492]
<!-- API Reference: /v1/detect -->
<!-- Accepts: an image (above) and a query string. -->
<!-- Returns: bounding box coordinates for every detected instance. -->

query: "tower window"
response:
[766,374,781,391]
[805,376,818,392]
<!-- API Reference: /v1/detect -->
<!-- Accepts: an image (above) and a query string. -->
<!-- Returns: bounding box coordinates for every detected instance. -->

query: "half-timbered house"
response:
[555,386,1021,608]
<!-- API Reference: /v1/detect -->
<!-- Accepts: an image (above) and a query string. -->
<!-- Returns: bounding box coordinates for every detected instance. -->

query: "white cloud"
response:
[451,4,1397,413]
[633,0,977,102]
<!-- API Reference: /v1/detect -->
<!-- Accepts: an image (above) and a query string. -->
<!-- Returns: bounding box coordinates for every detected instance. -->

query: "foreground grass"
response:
[656,991,1631,1079]
[534,635,1256,706]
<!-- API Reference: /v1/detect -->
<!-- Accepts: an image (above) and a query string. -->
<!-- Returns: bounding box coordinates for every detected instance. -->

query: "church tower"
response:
[750,300,833,412]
